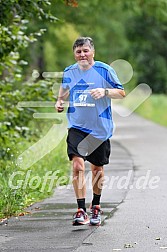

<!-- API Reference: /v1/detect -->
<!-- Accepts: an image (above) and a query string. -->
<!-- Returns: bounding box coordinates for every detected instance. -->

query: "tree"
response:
[0,0,58,76]
[124,0,167,93]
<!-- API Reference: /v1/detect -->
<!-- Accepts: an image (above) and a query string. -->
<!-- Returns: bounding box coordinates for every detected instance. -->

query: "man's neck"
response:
[78,61,95,71]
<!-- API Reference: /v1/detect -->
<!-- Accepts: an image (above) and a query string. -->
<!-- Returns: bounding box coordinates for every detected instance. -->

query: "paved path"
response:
[0,106,167,252]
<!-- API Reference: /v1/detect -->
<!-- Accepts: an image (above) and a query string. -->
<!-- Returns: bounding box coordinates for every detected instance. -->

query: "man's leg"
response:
[72,156,89,225]
[90,164,104,225]
[72,156,86,206]
[91,164,104,205]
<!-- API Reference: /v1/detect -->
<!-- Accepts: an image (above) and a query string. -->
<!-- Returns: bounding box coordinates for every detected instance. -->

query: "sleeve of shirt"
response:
[106,66,124,90]
[61,72,71,90]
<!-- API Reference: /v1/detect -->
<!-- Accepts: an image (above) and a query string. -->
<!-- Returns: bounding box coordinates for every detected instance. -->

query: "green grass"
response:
[0,80,71,219]
[135,94,167,127]
[0,119,70,219]
[114,93,167,127]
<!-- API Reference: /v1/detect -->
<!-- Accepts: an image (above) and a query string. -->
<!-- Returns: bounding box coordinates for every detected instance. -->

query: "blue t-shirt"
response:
[62,61,124,140]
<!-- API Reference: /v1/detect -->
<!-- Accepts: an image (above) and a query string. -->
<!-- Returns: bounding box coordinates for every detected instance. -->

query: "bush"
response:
[0,78,70,219]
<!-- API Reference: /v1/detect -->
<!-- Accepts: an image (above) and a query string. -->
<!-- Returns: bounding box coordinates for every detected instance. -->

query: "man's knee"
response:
[92,165,103,177]
[72,156,85,174]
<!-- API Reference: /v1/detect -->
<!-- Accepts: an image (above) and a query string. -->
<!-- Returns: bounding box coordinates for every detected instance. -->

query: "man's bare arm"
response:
[90,88,125,100]
[55,86,69,112]
[106,88,125,99]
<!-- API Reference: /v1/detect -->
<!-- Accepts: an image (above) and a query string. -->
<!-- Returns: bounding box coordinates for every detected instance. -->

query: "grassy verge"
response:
[0,120,70,219]
[114,93,167,127]
[0,80,71,220]
[134,94,167,127]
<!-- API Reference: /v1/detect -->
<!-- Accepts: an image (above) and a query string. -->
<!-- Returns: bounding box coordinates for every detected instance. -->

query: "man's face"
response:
[74,44,95,69]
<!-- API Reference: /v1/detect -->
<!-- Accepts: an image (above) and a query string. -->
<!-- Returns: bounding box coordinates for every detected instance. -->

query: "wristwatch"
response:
[105,88,109,96]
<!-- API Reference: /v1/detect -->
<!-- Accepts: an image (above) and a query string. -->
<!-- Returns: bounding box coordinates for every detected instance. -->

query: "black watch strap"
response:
[105,89,109,96]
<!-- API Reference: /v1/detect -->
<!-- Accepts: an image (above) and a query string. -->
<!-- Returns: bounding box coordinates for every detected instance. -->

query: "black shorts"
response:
[66,128,111,166]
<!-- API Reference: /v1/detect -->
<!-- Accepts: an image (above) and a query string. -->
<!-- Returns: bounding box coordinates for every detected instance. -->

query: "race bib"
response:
[73,90,95,107]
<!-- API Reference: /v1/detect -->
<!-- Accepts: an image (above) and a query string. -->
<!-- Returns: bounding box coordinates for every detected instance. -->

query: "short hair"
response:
[73,37,94,51]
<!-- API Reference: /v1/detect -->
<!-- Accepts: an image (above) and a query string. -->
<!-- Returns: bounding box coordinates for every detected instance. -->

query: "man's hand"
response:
[90,88,105,100]
[55,99,64,112]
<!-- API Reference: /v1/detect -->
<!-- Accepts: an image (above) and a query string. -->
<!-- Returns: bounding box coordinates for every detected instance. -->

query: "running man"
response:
[55,37,125,225]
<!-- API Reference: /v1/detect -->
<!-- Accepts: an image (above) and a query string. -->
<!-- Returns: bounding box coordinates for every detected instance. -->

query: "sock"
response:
[77,198,86,212]
[92,193,101,206]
